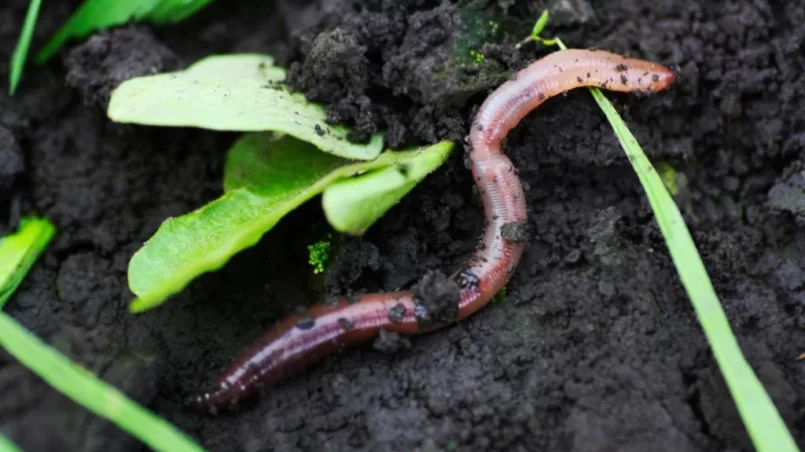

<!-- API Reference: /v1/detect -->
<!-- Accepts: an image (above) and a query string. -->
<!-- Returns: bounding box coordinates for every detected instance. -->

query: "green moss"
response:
[469,49,485,62]
[307,235,332,275]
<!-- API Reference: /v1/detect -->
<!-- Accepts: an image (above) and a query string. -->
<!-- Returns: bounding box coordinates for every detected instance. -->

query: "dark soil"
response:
[2,0,805,451]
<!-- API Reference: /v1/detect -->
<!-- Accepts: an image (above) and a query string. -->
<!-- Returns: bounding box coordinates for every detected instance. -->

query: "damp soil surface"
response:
[2,0,805,451]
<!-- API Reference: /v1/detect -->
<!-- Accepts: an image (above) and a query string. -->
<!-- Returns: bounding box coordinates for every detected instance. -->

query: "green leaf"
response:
[552,35,799,452]
[0,433,23,452]
[35,0,216,63]
[530,9,550,39]
[590,84,799,452]
[146,0,216,23]
[107,54,384,160]
[9,0,42,95]
[0,216,56,309]
[323,140,453,234]
[0,312,205,452]
[128,134,451,312]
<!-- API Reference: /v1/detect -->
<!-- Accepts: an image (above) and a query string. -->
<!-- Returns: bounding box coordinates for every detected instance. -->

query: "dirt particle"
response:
[314,124,326,136]
[537,92,546,100]
[565,249,582,263]
[412,270,460,328]
[615,63,629,72]
[620,74,628,85]
[501,221,529,243]
[388,303,407,323]
[455,269,480,291]
[326,295,342,307]
[338,317,354,331]
[413,303,430,323]
[296,315,315,330]
[598,280,616,297]
[372,330,411,354]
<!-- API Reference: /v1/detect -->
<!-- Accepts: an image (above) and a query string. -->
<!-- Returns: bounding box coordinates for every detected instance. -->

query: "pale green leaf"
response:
[0,216,55,309]
[128,134,450,312]
[323,141,453,234]
[107,54,383,160]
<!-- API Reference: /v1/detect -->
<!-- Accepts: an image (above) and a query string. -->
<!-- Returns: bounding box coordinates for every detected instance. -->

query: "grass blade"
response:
[147,0,216,23]
[35,0,217,63]
[0,216,55,309]
[9,0,43,95]
[0,434,23,452]
[0,219,206,451]
[552,36,799,452]
[590,84,798,451]
[0,313,206,452]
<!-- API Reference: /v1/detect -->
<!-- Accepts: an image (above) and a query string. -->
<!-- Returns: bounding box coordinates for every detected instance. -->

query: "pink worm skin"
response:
[187,49,676,414]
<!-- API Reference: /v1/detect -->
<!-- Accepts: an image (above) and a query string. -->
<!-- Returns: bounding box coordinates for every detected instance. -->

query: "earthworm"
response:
[186,49,676,413]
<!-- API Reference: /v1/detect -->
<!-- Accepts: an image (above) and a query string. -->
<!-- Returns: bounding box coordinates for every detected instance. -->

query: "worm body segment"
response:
[187,49,675,413]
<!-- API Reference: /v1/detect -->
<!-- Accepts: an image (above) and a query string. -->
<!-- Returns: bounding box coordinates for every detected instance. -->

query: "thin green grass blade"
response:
[9,0,43,95]
[0,216,55,309]
[0,219,205,451]
[147,0,216,23]
[552,36,799,452]
[36,0,161,63]
[35,0,217,64]
[0,434,23,452]
[0,313,206,452]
